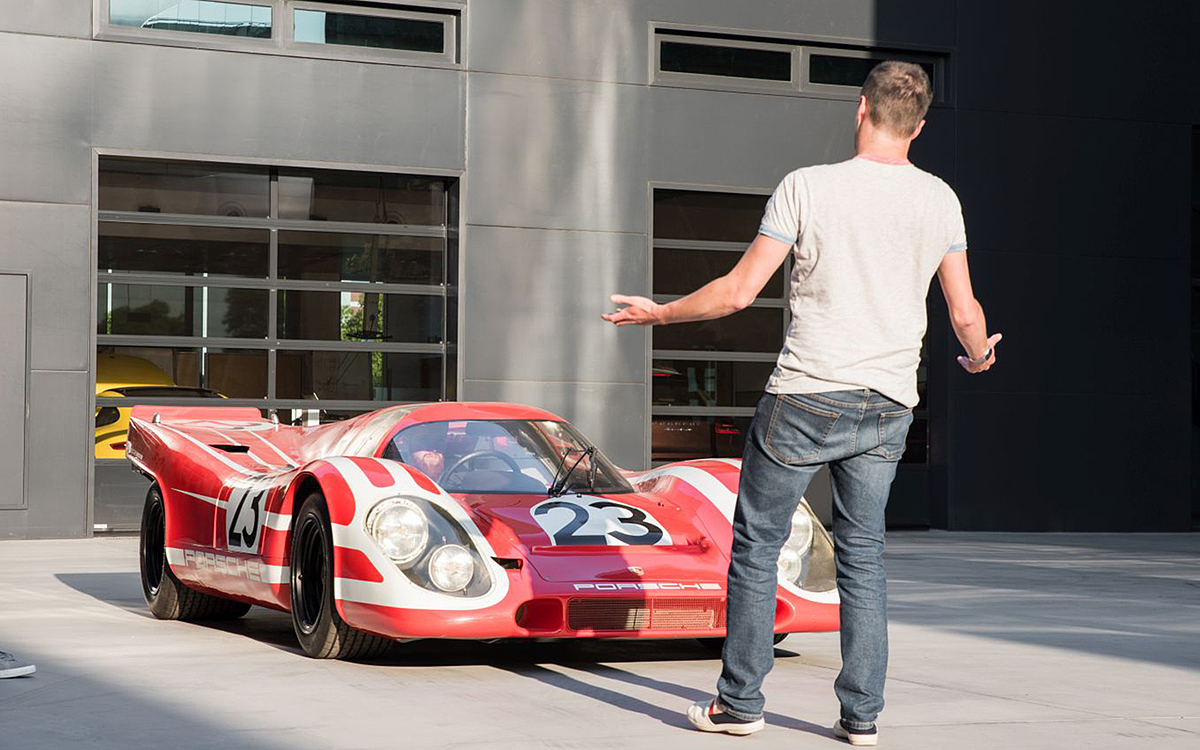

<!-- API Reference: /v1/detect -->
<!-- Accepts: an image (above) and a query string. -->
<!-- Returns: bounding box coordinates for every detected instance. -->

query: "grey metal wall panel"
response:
[956,112,1189,260]
[0,0,91,38]
[0,33,92,205]
[93,43,465,170]
[5,370,90,538]
[956,3,1197,124]
[462,379,647,470]
[465,72,648,233]
[0,274,27,509]
[461,225,648,383]
[0,202,92,371]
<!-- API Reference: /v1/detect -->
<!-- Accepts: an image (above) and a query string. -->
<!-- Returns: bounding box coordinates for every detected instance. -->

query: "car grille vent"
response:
[567,597,725,632]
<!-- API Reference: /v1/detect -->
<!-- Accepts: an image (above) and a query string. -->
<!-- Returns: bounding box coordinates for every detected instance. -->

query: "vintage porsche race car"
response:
[127,401,838,659]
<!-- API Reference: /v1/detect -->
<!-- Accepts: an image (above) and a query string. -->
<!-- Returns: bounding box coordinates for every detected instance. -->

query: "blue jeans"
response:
[716,390,913,729]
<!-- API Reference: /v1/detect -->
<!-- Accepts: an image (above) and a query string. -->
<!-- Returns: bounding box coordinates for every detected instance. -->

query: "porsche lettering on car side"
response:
[128,401,839,659]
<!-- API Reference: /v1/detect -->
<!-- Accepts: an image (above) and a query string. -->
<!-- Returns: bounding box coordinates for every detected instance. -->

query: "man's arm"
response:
[937,251,1002,373]
[602,233,792,326]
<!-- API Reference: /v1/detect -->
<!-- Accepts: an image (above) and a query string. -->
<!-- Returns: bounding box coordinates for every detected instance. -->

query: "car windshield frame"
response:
[383,419,634,495]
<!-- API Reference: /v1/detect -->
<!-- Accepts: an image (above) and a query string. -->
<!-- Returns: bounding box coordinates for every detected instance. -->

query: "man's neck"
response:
[854,132,911,164]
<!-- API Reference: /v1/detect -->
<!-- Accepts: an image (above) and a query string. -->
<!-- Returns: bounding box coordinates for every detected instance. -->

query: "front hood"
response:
[458,490,728,584]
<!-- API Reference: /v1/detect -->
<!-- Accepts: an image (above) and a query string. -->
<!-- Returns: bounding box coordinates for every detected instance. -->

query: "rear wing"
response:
[129,405,267,424]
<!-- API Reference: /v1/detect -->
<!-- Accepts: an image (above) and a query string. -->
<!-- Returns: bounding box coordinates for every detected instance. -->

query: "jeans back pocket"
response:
[876,409,914,460]
[764,394,841,464]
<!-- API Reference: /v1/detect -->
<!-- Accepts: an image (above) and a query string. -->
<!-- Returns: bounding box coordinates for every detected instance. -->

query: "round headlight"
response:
[428,544,475,592]
[366,498,429,567]
[777,545,802,584]
[786,507,814,555]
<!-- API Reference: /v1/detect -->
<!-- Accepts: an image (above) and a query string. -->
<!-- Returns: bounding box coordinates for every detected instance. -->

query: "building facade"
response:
[0,0,1194,538]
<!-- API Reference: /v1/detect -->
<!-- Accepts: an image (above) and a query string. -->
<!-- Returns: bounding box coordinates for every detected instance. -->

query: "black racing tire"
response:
[140,484,252,621]
[289,491,393,660]
[697,633,789,651]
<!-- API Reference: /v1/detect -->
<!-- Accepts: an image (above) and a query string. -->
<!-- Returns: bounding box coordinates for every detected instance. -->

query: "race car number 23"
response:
[530,498,671,547]
[226,487,267,554]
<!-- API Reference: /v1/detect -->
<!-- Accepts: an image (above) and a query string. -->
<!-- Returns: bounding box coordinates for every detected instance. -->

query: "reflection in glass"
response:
[98,158,270,217]
[653,360,774,408]
[277,290,442,343]
[660,41,791,82]
[278,170,446,225]
[96,345,269,398]
[653,307,784,353]
[109,0,272,38]
[99,223,268,277]
[294,9,444,52]
[652,416,752,462]
[654,248,783,298]
[278,231,443,285]
[98,283,268,338]
[652,189,767,242]
[809,54,935,89]
[276,351,441,402]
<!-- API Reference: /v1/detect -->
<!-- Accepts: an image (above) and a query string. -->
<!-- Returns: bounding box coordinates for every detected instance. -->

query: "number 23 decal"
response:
[530,498,670,546]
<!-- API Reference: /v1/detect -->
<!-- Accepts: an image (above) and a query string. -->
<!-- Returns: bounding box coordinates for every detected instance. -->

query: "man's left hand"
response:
[602,294,662,326]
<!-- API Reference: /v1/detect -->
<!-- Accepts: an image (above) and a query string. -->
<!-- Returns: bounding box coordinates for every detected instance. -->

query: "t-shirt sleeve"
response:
[758,171,804,246]
[945,188,967,254]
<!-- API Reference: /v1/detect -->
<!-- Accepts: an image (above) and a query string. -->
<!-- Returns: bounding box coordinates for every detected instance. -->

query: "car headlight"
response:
[366,498,429,567]
[428,544,475,592]
[777,505,816,584]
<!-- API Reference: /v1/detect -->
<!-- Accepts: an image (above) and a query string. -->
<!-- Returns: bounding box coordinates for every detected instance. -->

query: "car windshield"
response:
[383,419,633,495]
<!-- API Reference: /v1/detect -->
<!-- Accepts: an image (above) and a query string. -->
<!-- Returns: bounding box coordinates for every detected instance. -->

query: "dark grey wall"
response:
[920,2,1199,530]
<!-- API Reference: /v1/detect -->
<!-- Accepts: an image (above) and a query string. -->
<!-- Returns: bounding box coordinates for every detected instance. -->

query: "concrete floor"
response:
[1,533,1198,750]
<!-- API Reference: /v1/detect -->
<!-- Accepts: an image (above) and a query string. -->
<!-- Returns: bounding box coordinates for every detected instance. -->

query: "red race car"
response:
[127,402,838,659]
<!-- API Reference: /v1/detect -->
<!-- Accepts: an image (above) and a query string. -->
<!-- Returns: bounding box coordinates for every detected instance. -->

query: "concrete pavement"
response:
[1,532,1197,749]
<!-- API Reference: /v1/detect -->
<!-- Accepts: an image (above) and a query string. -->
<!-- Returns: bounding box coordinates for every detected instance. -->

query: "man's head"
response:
[857,61,933,142]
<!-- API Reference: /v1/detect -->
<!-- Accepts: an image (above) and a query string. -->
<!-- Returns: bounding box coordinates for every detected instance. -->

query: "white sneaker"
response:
[834,719,878,746]
[0,651,35,679]
[687,698,765,735]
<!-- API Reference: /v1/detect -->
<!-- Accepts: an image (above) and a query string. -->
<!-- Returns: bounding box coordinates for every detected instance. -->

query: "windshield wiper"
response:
[547,447,575,496]
[548,446,594,497]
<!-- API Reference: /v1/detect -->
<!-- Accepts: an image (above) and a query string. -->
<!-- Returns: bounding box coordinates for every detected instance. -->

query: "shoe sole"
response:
[0,665,35,679]
[834,722,878,746]
[687,704,765,736]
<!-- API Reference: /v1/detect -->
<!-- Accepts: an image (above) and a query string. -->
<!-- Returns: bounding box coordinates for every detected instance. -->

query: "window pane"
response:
[654,247,783,298]
[277,290,442,343]
[98,158,270,217]
[276,351,441,401]
[901,417,927,464]
[98,283,268,338]
[278,231,443,285]
[653,189,766,242]
[109,1,272,38]
[652,416,751,462]
[97,346,268,398]
[99,223,268,277]
[653,307,784,353]
[278,170,446,225]
[652,360,773,408]
[660,41,791,82]
[294,9,444,53]
[809,54,935,89]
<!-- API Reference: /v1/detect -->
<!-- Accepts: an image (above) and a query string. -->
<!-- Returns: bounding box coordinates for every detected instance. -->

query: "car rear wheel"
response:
[140,484,252,621]
[289,491,393,660]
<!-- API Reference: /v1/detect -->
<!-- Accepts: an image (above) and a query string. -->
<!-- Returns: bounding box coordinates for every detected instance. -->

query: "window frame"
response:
[94,0,463,69]
[94,154,457,420]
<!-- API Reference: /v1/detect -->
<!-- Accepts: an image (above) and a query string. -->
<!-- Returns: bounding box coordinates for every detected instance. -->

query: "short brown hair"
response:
[861,61,932,137]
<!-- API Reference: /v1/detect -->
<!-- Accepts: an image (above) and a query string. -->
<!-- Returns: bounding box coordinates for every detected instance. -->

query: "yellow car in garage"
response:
[95,354,224,459]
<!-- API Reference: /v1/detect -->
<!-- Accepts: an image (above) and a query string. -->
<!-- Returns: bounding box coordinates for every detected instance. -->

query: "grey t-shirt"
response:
[758,156,967,408]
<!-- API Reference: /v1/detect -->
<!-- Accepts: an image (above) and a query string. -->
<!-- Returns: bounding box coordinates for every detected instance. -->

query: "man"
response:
[603,61,1000,745]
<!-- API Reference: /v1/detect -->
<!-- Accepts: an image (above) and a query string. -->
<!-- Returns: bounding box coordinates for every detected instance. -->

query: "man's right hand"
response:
[957,332,1003,373]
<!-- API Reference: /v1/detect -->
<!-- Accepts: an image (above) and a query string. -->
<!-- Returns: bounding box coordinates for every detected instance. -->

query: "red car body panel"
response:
[127,402,839,641]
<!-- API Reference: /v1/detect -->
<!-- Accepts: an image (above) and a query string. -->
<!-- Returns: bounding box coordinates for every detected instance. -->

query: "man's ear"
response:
[856,95,868,128]
[909,119,926,141]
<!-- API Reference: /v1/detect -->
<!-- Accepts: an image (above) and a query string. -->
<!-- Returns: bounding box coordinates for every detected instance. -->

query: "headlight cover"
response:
[366,498,429,567]
[777,501,836,592]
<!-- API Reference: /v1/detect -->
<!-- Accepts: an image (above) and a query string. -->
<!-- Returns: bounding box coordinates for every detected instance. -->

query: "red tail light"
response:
[110,442,126,451]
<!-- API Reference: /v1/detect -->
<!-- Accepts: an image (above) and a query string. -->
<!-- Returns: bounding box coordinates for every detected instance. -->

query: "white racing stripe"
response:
[150,422,255,476]
[174,488,225,507]
[246,430,300,468]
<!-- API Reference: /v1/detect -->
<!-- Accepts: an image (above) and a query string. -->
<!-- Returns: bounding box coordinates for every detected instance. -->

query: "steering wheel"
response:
[440,449,523,486]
